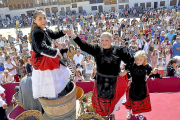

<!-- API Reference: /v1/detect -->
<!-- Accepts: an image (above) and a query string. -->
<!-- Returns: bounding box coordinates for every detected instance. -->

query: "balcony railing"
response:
[118,0,129,3]
[105,1,117,4]
[9,4,34,10]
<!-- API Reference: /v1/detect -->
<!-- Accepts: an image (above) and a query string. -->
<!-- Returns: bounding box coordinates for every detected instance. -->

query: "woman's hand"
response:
[65,29,73,37]
[119,70,127,76]
[2,103,7,109]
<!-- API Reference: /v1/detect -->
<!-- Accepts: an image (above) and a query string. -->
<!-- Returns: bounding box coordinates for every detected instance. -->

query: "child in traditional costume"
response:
[29,10,71,99]
[125,50,152,120]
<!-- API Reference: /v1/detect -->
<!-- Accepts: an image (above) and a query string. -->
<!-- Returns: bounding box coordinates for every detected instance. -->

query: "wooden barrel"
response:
[76,87,84,101]
[38,81,76,120]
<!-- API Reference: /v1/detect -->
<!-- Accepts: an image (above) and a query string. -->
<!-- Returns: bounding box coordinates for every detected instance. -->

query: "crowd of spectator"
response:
[0,6,180,86]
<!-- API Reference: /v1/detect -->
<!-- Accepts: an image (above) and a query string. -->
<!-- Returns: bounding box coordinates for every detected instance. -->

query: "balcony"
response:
[105,1,117,5]
[59,0,71,5]
[35,2,50,7]
[118,0,129,3]
[9,3,34,10]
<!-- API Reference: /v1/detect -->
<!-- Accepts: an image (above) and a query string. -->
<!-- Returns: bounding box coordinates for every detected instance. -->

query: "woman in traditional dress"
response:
[67,31,134,119]
[29,10,71,99]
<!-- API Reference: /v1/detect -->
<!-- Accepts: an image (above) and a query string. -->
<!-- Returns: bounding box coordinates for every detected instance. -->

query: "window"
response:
[146,2,151,7]
[140,3,145,8]
[72,4,77,8]
[160,1,165,6]
[170,0,177,6]
[119,5,124,9]
[92,6,97,10]
[134,3,138,7]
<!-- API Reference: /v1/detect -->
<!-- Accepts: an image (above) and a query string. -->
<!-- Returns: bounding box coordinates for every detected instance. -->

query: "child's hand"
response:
[151,78,155,81]
[119,70,127,76]
[2,103,7,109]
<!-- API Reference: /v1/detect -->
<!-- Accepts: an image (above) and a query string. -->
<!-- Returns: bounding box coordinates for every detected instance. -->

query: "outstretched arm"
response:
[70,35,99,56]
[119,46,134,72]
[46,28,66,39]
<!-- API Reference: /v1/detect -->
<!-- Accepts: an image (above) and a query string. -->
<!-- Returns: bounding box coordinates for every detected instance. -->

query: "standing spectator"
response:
[172,36,180,57]
[157,57,165,77]
[60,43,68,55]
[151,49,158,69]
[8,35,15,45]
[74,70,85,82]
[0,37,4,50]
[167,29,175,44]
[18,59,27,80]
[67,45,76,61]
[166,58,178,77]
[4,56,19,82]
[136,34,145,50]
[81,55,94,81]
[73,49,83,66]
[26,56,32,77]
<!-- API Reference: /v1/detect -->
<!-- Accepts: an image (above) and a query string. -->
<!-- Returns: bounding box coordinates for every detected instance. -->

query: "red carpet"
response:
[115,92,180,120]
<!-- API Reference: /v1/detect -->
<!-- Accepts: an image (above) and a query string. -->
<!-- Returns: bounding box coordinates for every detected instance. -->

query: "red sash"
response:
[30,51,60,71]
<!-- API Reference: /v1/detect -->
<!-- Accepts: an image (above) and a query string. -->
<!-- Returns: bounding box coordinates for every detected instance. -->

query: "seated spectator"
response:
[19,49,30,59]
[166,58,178,77]
[4,56,19,82]
[149,68,162,80]
[74,70,85,82]
[1,70,14,85]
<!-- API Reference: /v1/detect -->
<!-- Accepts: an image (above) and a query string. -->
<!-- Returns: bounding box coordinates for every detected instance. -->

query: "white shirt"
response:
[166,54,171,65]
[73,54,83,66]
[157,61,165,70]
[1,73,14,84]
[143,42,150,55]
[4,62,17,75]
[84,61,94,74]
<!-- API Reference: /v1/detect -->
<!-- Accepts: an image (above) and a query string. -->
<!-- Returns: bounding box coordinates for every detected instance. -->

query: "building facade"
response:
[0,0,179,18]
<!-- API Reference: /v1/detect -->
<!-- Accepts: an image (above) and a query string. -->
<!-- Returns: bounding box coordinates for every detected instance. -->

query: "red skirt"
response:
[30,51,60,71]
[124,84,152,114]
[92,75,128,116]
